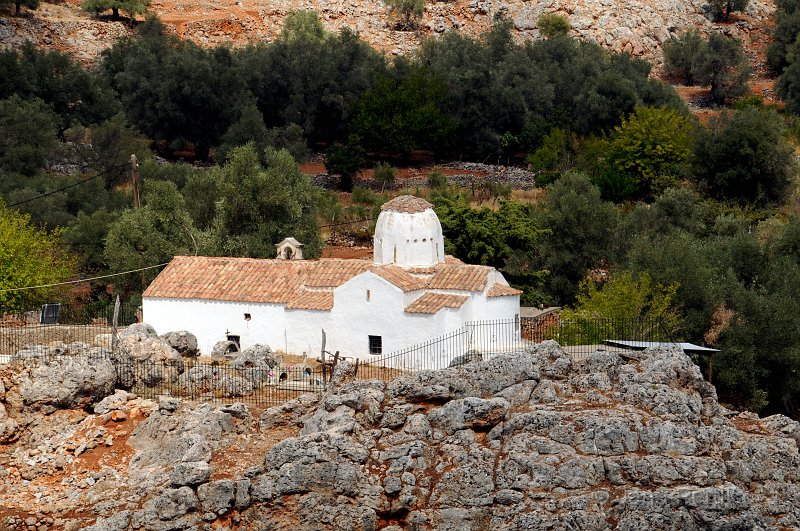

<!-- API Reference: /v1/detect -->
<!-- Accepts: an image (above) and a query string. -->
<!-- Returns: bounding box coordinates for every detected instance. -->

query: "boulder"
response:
[198,479,235,515]
[160,330,199,357]
[119,323,157,342]
[448,349,483,368]
[170,461,211,487]
[211,340,239,358]
[15,352,116,409]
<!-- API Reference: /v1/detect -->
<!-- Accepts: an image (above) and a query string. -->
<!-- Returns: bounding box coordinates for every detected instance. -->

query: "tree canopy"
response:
[0,200,75,312]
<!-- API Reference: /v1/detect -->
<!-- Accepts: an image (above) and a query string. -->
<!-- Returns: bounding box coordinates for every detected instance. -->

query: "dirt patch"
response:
[209,425,299,480]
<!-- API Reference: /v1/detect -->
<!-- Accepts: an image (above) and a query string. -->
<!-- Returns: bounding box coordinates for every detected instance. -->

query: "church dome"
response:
[373,196,445,267]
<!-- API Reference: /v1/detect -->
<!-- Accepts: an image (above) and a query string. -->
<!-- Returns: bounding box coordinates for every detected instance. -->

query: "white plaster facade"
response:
[142,196,521,363]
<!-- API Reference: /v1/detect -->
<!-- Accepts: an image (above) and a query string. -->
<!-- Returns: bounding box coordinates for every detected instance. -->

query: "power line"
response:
[320,217,374,228]
[6,165,125,208]
[0,263,170,293]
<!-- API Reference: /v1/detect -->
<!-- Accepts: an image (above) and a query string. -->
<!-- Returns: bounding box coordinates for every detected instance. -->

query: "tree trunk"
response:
[112,6,119,19]
[15,0,21,15]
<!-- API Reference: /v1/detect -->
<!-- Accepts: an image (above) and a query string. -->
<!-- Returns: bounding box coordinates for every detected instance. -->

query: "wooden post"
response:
[130,154,140,208]
[112,295,120,354]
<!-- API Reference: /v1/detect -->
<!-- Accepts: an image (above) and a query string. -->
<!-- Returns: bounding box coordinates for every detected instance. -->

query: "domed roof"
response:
[381,195,434,214]
[373,195,444,268]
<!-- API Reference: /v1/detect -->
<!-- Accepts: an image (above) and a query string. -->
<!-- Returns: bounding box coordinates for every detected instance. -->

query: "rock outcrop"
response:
[2,341,800,530]
[0,0,775,66]
[232,342,800,530]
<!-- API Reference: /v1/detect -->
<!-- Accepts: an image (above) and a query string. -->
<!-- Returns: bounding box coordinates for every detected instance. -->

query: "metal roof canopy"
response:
[602,340,719,355]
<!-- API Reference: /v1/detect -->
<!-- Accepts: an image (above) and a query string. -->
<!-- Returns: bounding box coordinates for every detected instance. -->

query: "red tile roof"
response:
[427,263,491,292]
[370,265,427,292]
[487,283,523,297]
[286,290,334,310]
[405,293,470,314]
[143,256,369,304]
[144,256,500,309]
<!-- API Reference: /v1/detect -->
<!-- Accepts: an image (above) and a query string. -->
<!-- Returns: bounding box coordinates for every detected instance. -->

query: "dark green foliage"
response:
[427,171,448,189]
[434,196,546,302]
[0,43,119,129]
[708,0,749,22]
[207,144,322,259]
[353,65,455,157]
[693,33,750,105]
[535,172,618,305]
[0,95,58,176]
[81,0,150,19]
[372,162,396,191]
[325,137,366,192]
[236,15,384,147]
[767,8,800,73]
[263,124,311,163]
[537,13,570,38]
[216,101,270,162]
[101,17,247,160]
[62,115,152,188]
[693,108,793,205]
[663,29,704,84]
[527,128,578,185]
[663,31,749,105]
[104,180,199,292]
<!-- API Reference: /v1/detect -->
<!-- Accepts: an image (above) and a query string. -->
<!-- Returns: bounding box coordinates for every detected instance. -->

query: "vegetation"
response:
[1,0,38,15]
[0,201,75,312]
[384,0,424,30]
[6,14,800,419]
[709,0,750,22]
[81,0,150,19]
[537,13,570,38]
[663,31,750,105]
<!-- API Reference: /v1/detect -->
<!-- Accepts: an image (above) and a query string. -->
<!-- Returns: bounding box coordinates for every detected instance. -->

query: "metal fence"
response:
[354,315,675,381]
[122,358,329,408]
[2,305,674,407]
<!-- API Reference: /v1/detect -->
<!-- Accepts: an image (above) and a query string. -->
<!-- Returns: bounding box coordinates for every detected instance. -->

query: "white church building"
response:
[142,196,521,360]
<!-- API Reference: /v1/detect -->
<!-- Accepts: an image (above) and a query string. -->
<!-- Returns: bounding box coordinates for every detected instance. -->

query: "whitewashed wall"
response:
[374,210,445,267]
[329,273,439,359]
[143,298,285,355]
[284,308,331,357]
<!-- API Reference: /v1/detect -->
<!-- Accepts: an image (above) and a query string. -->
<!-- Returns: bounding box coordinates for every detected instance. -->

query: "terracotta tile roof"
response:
[487,283,523,297]
[370,265,428,292]
[405,293,469,314]
[286,290,334,310]
[144,256,497,310]
[143,256,369,304]
[304,260,372,287]
[381,195,434,214]
[427,263,491,292]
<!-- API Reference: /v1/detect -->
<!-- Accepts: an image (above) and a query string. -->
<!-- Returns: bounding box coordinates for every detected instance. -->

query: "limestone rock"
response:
[170,461,211,487]
[15,352,116,409]
[159,330,199,357]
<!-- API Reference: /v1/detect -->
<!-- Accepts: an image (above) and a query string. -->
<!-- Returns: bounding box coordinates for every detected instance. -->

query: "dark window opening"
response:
[244,313,251,321]
[369,335,382,355]
[227,334,241,349]
[366,290,371,302]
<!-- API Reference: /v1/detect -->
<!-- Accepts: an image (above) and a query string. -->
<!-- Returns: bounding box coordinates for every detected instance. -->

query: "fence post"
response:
[112,295,121,356]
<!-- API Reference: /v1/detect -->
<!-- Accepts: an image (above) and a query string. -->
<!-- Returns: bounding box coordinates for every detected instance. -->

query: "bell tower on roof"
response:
[373,195,445,268]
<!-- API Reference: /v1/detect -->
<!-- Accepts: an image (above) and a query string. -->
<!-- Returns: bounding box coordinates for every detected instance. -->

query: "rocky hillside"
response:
[1,341,800,530]
[0,0,776,64]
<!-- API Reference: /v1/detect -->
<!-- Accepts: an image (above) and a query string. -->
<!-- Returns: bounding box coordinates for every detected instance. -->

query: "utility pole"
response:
[130,154,140,208]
